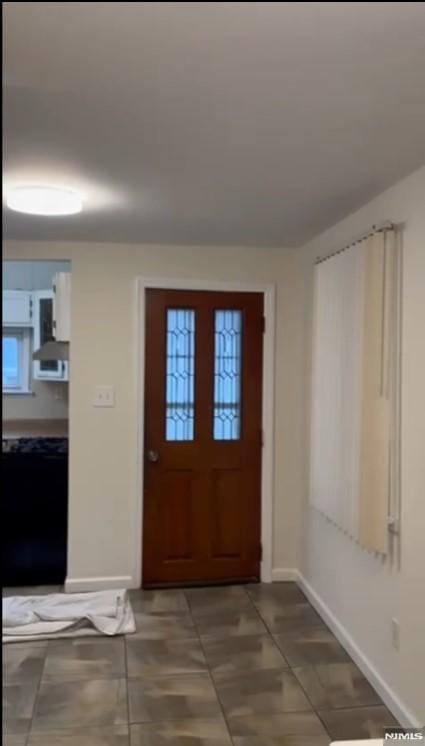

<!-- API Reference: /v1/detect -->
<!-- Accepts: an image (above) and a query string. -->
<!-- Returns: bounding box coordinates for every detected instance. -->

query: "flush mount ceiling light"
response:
[6,185,82,216]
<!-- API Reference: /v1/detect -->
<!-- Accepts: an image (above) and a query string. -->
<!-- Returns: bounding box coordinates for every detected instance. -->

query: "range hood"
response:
[32,340,70,361]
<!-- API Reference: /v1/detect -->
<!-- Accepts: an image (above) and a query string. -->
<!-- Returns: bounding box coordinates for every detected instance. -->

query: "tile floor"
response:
[3,582,398,745]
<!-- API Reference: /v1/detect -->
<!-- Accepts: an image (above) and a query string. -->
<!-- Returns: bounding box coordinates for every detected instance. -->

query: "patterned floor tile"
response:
[202,634,287,674]
[42,638,125,681]
[292,662,383,709]
[273,627,350,667]
[128,673,221,724]
[3,644,46,685]
[247,583,307,605]
[32,678,128,730]
[28,726,129,745]
[227,711,330,744]
[196,608,267,641]
[1,581,399,745]
[318,705,399,741]
[253,598,323,634]
[131,612,196,640]
[126,637,207,677]
[129,589,189,614]
[3,681,39,735]
[214,667,312,717]
[3,737,29,746]
[185,586,253,619]
[130,718,232,744]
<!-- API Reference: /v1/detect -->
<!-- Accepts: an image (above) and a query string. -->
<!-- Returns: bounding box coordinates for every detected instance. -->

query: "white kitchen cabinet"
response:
[33,290,69,381]
[2,290,33,326]
[53,272,71,342]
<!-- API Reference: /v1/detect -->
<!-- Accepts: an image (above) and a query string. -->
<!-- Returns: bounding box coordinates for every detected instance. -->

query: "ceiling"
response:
[3,2,425,247]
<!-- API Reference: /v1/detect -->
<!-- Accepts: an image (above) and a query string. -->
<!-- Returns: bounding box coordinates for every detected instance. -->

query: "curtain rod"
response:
[314,221,395,265]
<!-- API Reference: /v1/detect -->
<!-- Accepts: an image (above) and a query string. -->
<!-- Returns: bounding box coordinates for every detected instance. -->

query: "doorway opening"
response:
[2,259,71,588]
[138,280,275,588]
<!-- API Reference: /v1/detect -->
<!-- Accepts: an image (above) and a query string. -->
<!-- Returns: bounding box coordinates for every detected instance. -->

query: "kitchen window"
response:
[2,327,31,394]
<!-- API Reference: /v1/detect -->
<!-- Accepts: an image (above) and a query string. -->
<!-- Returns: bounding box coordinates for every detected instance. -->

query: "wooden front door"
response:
[142,289,263,586]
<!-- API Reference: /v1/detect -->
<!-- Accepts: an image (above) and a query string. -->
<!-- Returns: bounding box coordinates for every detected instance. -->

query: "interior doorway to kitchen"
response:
[2,259,71,588]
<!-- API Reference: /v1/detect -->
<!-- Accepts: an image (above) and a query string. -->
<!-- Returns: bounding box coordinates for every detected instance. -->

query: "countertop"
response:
[2,419,68,439]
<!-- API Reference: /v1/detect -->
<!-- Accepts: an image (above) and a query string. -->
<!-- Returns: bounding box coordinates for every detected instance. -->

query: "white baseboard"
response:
[65,576,136,593]
[67,569,297,590]
[271,567,301,582]
[298,573,422,730]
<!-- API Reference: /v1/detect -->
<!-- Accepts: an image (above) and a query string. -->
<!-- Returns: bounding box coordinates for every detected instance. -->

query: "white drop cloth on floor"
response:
[2,589,135,642]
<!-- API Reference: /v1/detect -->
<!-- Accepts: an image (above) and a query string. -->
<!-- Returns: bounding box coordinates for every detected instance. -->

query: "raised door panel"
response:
[210,469,243,560]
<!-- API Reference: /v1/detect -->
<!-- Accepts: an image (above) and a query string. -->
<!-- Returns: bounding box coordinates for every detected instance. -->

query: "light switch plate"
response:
[93,385,115,407]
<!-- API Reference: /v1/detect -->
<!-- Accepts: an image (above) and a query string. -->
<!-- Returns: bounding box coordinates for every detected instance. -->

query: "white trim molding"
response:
[134,277,276,588]
[65,576,134,593]
[298,573,423,730]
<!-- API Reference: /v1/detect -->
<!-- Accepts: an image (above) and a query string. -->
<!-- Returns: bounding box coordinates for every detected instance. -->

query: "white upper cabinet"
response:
[33,290,69,381]
[2,290,33,326]
[53,272,71,342]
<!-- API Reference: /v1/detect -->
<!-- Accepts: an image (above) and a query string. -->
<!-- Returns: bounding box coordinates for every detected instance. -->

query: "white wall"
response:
[2,380,69,421]
[3,241,303,586]
[297,165,425,726]
[3,260,70,421]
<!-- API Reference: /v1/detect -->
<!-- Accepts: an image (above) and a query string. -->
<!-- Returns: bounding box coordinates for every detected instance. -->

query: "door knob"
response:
[147,450,159,463]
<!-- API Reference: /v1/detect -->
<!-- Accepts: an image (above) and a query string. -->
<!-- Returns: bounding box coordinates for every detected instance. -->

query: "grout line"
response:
[123,634,131,746]
[25,639,50,743]
[183,587,236,746]
[199,650,236,745]
[247,593,330,728]
[273,584,385,738]
[287,665,334,740]
[236,584,335,739]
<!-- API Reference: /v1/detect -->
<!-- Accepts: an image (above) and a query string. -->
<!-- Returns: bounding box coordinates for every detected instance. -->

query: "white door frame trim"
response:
[133,277,275,587]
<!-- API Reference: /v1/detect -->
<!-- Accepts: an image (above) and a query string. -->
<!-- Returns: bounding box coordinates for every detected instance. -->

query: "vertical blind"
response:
[310,229,399,554]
